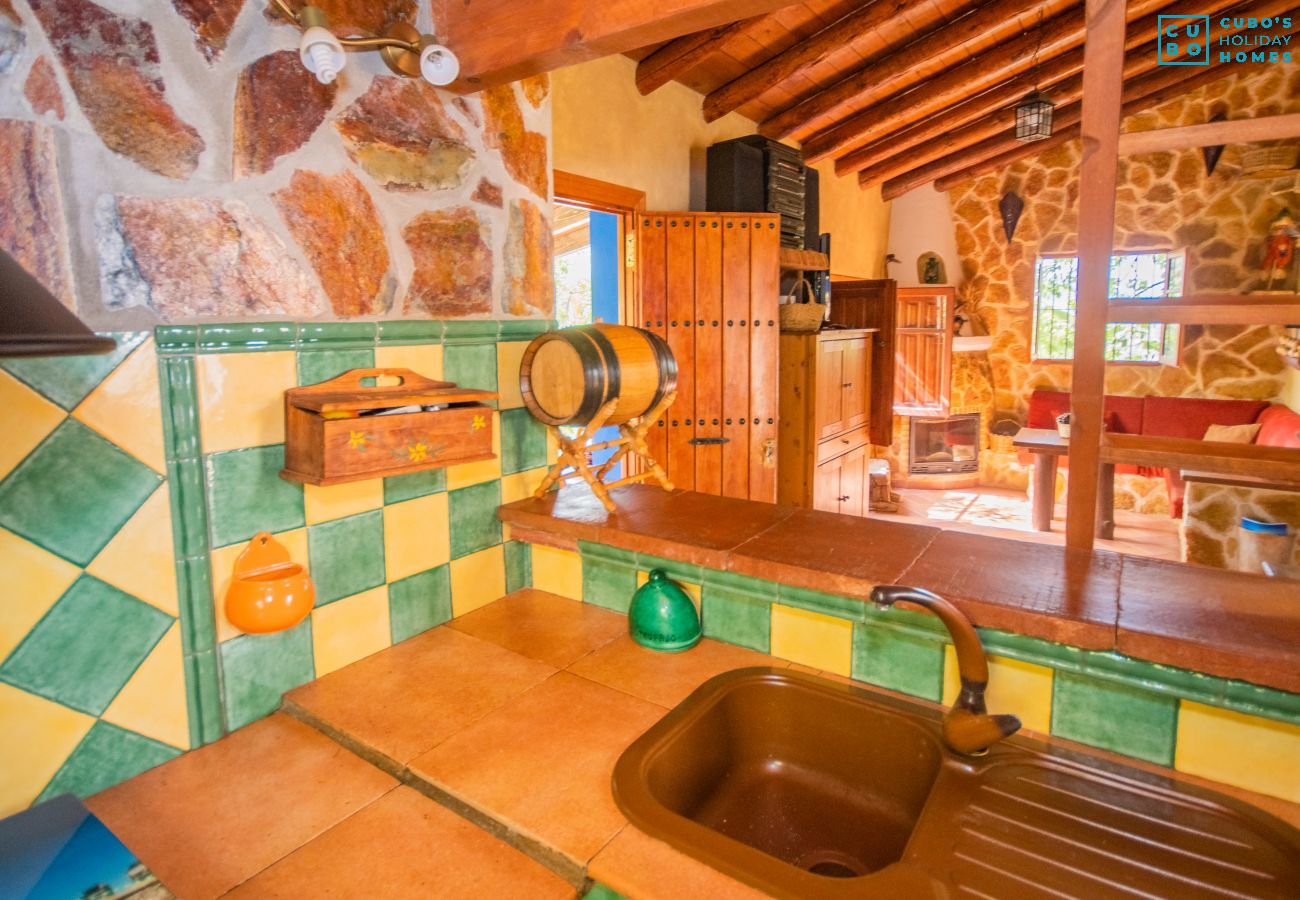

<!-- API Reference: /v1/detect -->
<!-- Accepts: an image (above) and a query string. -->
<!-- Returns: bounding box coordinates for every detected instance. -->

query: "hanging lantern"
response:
[1015,91,1054,142]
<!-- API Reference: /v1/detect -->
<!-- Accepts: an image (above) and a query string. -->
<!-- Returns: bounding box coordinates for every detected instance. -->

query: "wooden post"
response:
[1065,0,1126,552]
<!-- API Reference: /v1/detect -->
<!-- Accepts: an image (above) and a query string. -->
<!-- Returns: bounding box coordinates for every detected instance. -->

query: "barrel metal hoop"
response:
[570,331,609,426]
[586,327,622,417]
[644,328,678,414]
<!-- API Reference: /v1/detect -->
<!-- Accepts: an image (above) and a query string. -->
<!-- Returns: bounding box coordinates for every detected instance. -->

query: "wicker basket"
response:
[989,433,1015,454]
[1242,145,1298,176]
[779,277,825,333]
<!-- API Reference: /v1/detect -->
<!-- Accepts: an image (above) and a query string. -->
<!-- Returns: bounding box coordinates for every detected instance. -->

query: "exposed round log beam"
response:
[635,15,767,96]
[842,0,1247,182]
[929,53,1283,193]
[700,0,944,122]
[880,0,1298,197]
[758,0,1072,142]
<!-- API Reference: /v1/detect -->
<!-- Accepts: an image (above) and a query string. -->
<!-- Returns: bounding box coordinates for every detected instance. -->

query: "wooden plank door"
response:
[720,217,751,499]
[748,215,779,503]
[693,215,724,495]
[665,215,696,489]
[829,279,896,446]
[638,214,669,473]
[894,287,952,416]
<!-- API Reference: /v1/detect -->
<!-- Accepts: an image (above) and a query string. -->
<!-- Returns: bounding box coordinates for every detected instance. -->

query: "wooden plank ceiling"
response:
[628,0,1289,195]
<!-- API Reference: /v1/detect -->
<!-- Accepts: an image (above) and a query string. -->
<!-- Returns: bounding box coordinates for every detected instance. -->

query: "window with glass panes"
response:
[1032,251,1184,363]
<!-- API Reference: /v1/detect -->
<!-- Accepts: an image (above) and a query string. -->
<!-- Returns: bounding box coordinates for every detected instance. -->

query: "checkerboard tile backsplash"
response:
[0,321,550,814]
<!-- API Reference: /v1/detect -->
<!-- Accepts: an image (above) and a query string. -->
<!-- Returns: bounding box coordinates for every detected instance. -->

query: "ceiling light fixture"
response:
[1014,12,1054,143]
[269,0,461,87]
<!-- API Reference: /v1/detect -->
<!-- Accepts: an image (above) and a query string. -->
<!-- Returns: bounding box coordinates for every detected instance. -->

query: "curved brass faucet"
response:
[870,585,1021,756]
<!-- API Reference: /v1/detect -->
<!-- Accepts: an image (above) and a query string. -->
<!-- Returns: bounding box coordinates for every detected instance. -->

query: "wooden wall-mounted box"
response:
[280,368,498,486]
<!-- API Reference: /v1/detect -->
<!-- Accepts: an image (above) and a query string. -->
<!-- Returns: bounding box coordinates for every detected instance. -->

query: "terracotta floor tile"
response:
[589,826,770,900]
[897,531,1121,650]
[728,508,939,600]
[284,627,556,765]
[224,786,574,899]
[86,714,395,900]
[408,672,666,866]
[566,634,788,708]
[449,588,625,668]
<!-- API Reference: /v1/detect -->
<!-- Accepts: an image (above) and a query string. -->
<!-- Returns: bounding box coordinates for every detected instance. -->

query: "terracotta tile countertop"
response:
[499,485,1300,694]
[89,589,1300,899]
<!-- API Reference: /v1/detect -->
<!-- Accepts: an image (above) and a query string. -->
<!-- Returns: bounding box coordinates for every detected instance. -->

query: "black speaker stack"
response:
[705,136,820,251]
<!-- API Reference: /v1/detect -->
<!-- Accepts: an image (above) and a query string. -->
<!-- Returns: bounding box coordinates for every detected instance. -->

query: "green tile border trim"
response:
[498,319,555,339]
[153,319,548,358]
[156,352,223,747]
[565,540,1300,730]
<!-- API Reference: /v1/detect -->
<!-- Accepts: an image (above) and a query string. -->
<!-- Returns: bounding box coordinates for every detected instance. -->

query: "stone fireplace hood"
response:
[0,247,115,358]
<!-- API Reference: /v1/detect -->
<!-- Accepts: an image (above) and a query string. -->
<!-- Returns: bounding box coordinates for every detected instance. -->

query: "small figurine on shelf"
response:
[923,254,942,284]
[1259,209,1299,293]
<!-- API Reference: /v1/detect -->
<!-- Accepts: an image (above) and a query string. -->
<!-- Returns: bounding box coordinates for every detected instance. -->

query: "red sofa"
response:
[1023,390,1300,516]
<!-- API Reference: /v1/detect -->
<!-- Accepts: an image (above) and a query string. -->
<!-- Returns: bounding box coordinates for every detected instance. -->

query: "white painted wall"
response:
[885,185,961,288]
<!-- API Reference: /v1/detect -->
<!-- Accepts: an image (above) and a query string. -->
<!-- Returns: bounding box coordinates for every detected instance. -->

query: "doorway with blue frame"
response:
[552,202,624,478]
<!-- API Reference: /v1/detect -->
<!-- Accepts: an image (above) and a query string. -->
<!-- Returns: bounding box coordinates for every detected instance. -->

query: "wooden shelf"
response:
[1101,432,1300,482]
[779,247,830,271]
[1107,293,1300,325]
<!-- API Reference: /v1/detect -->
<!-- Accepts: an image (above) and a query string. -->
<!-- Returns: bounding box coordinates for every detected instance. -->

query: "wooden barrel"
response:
[520,324,677,427]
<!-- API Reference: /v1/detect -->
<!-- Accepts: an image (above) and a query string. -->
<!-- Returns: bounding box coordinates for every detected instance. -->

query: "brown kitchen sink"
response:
[612,668,1300,899]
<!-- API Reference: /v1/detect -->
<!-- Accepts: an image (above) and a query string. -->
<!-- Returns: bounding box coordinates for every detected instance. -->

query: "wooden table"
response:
[1013,428,1115,538]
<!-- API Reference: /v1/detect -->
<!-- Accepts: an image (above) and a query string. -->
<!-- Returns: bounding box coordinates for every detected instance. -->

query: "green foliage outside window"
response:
[1032,252,1183,363]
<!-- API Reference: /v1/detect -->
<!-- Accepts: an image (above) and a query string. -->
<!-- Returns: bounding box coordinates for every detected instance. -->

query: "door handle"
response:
[689,437,731,445]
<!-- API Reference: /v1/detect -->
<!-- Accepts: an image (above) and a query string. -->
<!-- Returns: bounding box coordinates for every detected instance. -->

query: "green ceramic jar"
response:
[628,569,702,652]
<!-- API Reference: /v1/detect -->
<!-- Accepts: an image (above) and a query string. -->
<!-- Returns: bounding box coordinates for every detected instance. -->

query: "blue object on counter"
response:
[1241,518,1289,535]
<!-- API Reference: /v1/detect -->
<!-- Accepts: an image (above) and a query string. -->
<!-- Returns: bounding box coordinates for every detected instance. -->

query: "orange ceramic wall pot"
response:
[224,532,314,633]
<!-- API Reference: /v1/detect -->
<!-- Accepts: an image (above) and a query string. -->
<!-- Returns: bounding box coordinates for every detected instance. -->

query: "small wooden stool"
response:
[534,391,677,512]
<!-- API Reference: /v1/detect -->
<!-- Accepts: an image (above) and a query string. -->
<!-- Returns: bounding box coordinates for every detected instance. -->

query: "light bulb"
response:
[300,26,345,84]
[419,43,460,86]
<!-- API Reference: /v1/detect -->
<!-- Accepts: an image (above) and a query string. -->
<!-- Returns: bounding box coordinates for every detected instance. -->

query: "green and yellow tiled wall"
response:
[0,320,552,816]
[0,333,187,816]
[542,540,1300,806]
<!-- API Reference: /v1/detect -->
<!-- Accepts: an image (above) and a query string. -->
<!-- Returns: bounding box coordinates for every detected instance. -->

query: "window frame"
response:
[1030,249,1186,366]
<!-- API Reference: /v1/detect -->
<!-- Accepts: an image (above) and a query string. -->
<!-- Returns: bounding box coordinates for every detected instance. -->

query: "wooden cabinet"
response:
[825,278,896,447]
[637,211,780,503]
[778,329,875,514]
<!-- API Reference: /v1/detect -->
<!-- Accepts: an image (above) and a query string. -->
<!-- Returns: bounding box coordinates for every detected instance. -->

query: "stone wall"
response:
[0,0,553,329]
[946,66,1300,512]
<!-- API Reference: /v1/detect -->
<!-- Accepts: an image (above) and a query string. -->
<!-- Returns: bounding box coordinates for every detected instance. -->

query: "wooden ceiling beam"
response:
[798,0,1172,162]
[700,0,948,122]
[431,0,794,90]
[635,15,767,95]
[841,0,1245,181]
[760,0,1075,142]
[889,9,1300,196]
[1119,112,1300,154]
[927,59,1264,193]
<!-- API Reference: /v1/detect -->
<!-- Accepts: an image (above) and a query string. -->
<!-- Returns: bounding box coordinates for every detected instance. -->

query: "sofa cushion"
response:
[1140,397,1269,440]
[1255,404,1300,448]
[1025,390,1144,434]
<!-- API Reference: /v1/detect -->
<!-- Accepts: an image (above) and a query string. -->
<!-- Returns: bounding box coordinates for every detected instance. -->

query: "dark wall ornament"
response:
[1202,111,1227,176]
[999,191,1025,243]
